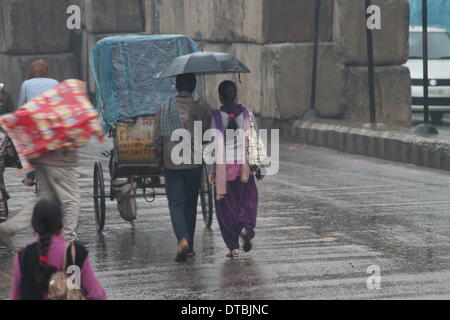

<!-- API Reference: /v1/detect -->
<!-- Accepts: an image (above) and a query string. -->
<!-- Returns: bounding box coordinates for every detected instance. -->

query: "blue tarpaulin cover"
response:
[410,0,450,33]
[90,35,197,131]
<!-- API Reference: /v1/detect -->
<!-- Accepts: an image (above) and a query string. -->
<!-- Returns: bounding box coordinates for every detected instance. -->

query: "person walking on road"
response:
[154,73,212,262]
[207,80,260,258]
[17,59,59,109]
[10,198,106,300]
[17,60,59,187]
[0,60,81,252]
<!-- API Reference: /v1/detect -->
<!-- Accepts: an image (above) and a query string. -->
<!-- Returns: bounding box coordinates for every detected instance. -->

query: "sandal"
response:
[175,248,190,262]
[175,240,191,263]
[240,228,253,253]
[226,249,239,258]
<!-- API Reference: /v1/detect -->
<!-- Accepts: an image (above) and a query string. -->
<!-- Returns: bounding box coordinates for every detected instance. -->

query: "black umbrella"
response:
[158,51,251,78]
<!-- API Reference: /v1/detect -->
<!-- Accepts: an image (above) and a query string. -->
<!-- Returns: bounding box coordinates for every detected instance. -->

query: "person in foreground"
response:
[208,80,260,258]
[154,73,212,262]
[10,198,106,300]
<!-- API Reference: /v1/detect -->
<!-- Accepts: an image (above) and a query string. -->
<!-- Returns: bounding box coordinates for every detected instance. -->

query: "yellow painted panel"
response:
[115,116,158,163]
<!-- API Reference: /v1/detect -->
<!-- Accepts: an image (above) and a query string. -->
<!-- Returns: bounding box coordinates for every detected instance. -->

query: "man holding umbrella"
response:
[156,51,251,262]
[154,73,212,262]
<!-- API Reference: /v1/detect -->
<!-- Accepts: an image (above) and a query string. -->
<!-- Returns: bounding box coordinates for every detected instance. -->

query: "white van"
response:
[405,26,450,123]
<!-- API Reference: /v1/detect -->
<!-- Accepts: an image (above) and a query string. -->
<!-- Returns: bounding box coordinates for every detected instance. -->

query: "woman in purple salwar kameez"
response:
[208,81,261,258]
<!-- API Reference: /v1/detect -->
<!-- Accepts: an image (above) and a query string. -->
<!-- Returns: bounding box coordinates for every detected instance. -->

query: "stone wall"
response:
[145,0,334,43]
[334,0,411,125]
[146,0,411,126]
[76,0,146,95]
[0,0,412,127]
[0,0,79,106]
[147,0,346,120]
[84,0,144,34]
[0,0,145,106]
[0,0,72,54]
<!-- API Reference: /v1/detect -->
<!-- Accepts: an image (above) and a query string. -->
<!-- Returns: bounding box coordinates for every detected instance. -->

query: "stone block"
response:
[333,0,409,65]
[201,42,345,120]
[0,0,72,54]
[147,0,334,43]
[85,0,144,33]
[344,66,411,127]
[262,43,346,120]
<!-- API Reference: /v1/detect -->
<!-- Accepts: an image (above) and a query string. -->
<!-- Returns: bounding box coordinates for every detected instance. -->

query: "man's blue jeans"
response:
[164,167,202,249]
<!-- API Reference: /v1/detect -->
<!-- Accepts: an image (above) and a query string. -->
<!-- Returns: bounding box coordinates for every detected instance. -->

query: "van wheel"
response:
[431,112,444,124]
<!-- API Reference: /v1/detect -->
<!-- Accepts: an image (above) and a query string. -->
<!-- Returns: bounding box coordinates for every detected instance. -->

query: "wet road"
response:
[2,140,450,300]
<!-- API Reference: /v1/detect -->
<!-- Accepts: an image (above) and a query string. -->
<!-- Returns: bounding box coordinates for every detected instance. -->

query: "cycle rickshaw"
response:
[89,35,214,233]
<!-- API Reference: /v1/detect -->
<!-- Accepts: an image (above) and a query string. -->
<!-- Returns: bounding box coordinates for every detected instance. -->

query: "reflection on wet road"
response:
[2,141,450,299]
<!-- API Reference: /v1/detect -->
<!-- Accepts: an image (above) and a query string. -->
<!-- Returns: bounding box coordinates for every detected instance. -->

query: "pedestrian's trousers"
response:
[164,167,202,248]
[1,164,80,242]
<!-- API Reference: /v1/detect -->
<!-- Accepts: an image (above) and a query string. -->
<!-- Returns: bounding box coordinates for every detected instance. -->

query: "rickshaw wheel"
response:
[200,164,214,228]
[93,161,106,233]
[0,174,9,223]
